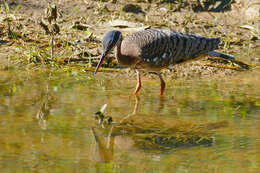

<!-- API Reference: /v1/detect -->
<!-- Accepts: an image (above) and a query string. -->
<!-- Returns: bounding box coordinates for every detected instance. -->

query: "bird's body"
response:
[118,29,220,71]
[94,29,234,96]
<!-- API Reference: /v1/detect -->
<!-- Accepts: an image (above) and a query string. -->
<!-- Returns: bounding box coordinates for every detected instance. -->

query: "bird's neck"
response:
[115,41,127,65]
[115,40,136,67]
[115,41,122,59]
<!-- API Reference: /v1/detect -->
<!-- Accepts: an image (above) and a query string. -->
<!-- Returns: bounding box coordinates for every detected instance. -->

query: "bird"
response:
[94,29,234,96]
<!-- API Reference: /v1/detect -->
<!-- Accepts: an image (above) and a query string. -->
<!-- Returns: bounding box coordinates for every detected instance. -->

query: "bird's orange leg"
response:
[134,70,142,95]
[158,73,165,96]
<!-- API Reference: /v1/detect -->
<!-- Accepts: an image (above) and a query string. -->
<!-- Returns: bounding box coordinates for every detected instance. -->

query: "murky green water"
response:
[0,68,259,173]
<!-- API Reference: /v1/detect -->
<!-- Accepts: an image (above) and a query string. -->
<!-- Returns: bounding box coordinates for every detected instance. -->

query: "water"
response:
[0,68,259,173]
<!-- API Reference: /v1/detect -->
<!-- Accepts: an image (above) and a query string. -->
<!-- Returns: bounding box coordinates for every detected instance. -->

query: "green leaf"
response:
[15,4,21,11]
[4,1,9,12]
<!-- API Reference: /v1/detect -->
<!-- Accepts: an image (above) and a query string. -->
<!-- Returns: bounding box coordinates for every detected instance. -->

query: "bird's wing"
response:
[123,29,221,68]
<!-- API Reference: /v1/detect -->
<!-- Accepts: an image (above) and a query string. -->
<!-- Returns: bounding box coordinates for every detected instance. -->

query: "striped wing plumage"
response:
[122,29,220,70]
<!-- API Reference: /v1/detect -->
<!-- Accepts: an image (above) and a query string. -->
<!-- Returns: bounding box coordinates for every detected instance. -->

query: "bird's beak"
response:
[94,53,106,75]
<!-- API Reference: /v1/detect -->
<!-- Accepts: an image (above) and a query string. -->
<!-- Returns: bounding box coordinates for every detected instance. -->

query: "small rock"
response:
[123,4,145,14]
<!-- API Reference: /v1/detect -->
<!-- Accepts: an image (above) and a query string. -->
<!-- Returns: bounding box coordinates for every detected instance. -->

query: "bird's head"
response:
[94,30,122,74]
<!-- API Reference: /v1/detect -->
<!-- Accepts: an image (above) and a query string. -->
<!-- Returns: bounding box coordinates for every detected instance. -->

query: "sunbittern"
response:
[94,29,234,96]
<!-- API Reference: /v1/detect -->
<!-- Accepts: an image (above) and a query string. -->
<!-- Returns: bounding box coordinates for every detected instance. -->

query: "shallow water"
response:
[0,68,259,173]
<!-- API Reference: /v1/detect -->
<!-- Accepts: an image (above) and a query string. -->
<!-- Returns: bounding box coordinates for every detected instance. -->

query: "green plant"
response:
[3,1,12,37]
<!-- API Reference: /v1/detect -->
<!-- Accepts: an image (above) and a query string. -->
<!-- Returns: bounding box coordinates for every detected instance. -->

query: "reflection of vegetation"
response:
[0,83,17,96]
[36,86,55,130]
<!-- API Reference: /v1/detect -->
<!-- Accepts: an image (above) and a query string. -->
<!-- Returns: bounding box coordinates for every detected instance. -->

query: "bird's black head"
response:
[94,30,122,74]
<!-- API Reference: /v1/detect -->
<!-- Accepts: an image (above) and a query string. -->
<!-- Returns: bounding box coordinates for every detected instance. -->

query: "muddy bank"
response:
[0,0,259,79]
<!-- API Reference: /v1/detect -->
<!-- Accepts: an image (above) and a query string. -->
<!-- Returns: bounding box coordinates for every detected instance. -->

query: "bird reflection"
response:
[91,127,114,163]
[90,95,223,166]
[91,95,140,164]
[91,95,168,164]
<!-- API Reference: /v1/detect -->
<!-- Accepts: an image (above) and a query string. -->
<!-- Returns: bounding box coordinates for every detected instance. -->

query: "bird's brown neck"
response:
[115,41,122,61]
[115,41,136,67]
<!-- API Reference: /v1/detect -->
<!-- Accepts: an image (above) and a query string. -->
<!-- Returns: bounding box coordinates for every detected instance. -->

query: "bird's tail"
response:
[207,51,235,60]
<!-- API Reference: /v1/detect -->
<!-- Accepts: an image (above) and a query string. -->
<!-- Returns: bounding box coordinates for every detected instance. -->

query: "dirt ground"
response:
[0,0,259,78]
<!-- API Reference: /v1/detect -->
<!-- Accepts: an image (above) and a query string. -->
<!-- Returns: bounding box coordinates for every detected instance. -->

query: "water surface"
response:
[0,68,259,173]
